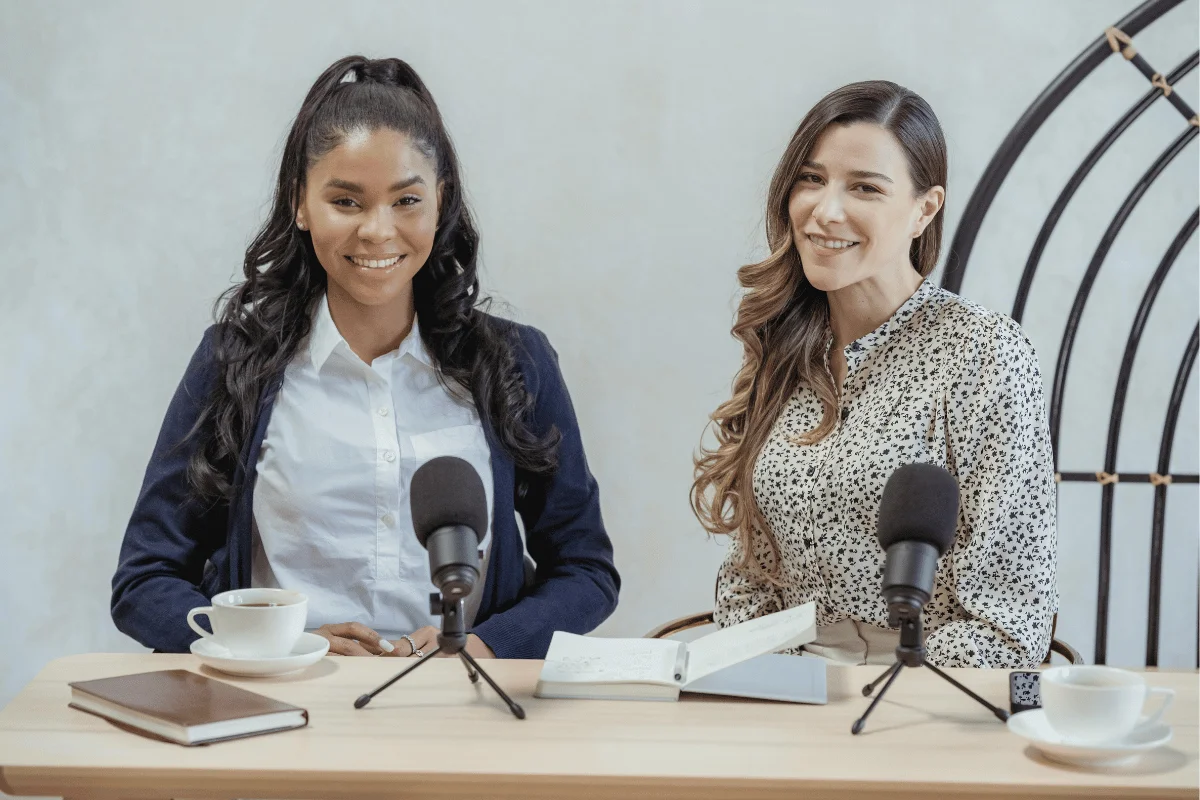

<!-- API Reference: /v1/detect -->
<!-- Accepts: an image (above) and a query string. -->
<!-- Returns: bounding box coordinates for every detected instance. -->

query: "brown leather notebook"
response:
[69,669,308,746]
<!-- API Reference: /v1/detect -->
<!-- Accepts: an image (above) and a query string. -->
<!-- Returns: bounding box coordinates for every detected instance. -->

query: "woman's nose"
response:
[812,189,846,226]
[358,206,395,243]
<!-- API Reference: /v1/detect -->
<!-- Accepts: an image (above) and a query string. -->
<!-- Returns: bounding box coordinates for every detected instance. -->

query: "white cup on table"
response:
[187,588,307,658]
[1040,664,1174,745]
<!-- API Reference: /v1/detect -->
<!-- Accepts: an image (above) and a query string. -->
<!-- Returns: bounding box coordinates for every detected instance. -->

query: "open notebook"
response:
[535,602,821,701]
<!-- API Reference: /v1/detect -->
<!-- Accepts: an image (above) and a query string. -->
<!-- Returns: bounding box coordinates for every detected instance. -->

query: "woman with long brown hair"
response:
[692,81,1057,669]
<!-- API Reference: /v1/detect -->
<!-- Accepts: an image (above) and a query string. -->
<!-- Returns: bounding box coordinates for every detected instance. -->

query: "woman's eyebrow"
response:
[323,176,427,192]
[801,161,893,184]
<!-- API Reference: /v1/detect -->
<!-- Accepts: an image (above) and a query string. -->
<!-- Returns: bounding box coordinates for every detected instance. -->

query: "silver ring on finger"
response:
[400,634,419,657]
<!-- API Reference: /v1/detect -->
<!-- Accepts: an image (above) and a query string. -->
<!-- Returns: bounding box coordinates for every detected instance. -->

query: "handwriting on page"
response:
[541,634,682,684]
[684,602,816,685]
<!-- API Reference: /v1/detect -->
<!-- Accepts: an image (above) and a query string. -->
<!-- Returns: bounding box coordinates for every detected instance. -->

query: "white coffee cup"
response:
[187,588,307,658]
[1040,665,1174,744]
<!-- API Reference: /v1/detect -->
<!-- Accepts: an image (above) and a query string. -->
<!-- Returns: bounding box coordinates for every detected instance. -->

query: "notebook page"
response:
[540,632,684,686]
[683,602,816,684]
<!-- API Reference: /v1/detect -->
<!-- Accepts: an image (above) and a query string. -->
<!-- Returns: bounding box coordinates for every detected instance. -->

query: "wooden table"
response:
[0,654,1195,800]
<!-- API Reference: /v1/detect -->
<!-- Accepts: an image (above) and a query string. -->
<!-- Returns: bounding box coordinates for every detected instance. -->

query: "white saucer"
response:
[190,632,330,677]
[1007,709,1172,767]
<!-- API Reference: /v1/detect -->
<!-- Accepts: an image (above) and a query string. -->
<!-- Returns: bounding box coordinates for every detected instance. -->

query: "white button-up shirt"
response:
[251,295,494,639]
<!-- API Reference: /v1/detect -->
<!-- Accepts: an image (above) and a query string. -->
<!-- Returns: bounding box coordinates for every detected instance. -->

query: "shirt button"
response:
[383,450,396,462]
[841,407,850,421]
[381,513,395,526]
[378,407,389,417]
[806,467,816,477]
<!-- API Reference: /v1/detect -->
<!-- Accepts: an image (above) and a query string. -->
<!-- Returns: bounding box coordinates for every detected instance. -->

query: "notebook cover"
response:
[682,653,828,704]
[68,669,306,727]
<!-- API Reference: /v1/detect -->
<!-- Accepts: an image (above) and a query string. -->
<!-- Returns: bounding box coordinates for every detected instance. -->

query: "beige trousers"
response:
[802,618,902,666]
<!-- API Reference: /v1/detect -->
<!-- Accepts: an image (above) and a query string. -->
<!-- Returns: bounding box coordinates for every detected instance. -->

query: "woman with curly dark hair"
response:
[112,55,619,659]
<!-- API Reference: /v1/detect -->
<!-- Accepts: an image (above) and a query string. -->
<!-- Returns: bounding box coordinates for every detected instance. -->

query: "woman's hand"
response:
[315,622,391,656]
[391,626,495,659]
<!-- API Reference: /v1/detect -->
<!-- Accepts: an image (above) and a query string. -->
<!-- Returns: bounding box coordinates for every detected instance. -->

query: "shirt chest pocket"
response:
[409,424,490,465]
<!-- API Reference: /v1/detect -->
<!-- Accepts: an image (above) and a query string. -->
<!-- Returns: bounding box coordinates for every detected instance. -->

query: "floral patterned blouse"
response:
[715,280,1058,668]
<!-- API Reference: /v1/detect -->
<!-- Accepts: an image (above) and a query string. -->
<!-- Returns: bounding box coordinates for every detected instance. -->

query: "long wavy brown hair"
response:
[691,80,948,577]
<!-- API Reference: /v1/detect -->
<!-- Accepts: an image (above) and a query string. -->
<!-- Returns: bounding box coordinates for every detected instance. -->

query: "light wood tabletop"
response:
[0,653,1194,800]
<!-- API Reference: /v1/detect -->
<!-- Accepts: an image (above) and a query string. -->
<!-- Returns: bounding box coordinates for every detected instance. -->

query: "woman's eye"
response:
[799,173,822,184]
[332,197,359,208]
[855,184,881,194]
[395,195,421,206]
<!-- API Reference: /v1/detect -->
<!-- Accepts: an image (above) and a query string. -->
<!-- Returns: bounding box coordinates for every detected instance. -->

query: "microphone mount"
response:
[851,613,1008,734]
[353,591,525,720]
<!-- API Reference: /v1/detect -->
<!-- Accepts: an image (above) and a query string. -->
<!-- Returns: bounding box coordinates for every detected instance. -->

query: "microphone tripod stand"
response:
[851,614,1008,734]
[354,593,525,719]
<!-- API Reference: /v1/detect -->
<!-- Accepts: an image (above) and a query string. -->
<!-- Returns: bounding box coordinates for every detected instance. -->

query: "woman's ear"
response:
[295,207,308,232]
[912,185,945,238]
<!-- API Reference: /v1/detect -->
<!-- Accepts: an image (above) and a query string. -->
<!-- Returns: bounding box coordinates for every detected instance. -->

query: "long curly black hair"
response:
[186,55,559,502]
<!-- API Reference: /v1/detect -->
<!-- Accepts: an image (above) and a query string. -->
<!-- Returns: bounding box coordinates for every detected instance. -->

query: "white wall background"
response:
[2,0,1197,712]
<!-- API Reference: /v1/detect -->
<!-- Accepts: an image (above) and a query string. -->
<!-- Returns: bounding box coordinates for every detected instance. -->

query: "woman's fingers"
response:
[328,636,377,657]
[315,622,388,656]
[407,626,439,656]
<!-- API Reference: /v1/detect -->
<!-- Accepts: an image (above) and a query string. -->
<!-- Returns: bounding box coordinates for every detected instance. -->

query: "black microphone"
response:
[355,455,523,719]
[410,456,489,601]
[853,464,1007,734]
[876,463,959,627]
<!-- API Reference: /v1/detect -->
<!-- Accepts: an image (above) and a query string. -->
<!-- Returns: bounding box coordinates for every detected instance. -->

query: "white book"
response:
[535,602,819,701]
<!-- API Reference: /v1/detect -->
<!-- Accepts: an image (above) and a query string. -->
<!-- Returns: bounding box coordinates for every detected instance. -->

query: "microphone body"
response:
[875,463,959,627]
[423,525,481,599]
[880,540,939,624]
[410,456,489,601]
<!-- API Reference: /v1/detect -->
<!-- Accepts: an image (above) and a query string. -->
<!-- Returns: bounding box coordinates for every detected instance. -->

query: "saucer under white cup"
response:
[1008,709,1172,767]
[191,631,330,677]
[1040,664,1174,745]
[187,588,308,658]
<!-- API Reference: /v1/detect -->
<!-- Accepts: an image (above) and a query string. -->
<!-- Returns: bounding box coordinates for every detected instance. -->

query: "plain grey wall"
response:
[2,0,1197,710]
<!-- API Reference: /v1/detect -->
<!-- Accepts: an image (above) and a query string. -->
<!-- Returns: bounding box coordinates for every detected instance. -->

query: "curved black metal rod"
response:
[941,0,1183,293]
[1092,211,1198,665]
[1143,323,1199,667]
[1012,53,1199,323]
[1048,125,1198,466]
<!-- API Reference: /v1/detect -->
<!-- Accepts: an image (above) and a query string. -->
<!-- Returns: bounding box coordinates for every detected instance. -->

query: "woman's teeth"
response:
[808,235,859,250]
[347,255,402,269]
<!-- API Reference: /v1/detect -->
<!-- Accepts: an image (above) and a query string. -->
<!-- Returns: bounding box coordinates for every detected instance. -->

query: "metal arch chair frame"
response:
[643,612,1084,666]
[937,0,1199,666]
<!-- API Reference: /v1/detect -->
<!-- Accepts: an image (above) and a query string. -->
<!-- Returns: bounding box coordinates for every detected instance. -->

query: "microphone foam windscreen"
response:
[410,456,489,548]
[875,463,959,555]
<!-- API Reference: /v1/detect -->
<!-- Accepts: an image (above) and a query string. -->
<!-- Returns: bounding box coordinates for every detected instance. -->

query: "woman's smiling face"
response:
[789,122,941,293]
[296,127,441,311]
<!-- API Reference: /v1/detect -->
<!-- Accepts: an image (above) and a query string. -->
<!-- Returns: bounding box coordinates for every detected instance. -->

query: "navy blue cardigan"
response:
[111,319,620,659]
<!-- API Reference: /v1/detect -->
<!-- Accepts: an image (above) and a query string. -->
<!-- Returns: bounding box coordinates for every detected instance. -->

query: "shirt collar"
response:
[843,278,939,374]
[308,294,434,371]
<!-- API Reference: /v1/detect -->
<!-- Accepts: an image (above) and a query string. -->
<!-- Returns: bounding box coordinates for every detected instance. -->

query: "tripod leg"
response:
[861,660,901,698]
[354,646,442,709]
[457,651,480,683]
[852,662,903,735]
[922,659,1009,722]
[459,650,526,720]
